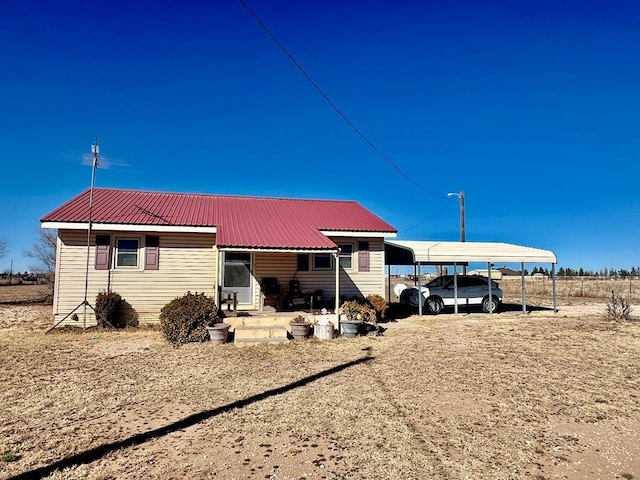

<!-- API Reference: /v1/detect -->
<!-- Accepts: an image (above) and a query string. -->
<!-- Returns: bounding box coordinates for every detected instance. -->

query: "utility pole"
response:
[448,190,466,274]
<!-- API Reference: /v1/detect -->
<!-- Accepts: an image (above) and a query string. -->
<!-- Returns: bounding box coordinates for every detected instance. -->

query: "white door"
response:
[222,252,253,305]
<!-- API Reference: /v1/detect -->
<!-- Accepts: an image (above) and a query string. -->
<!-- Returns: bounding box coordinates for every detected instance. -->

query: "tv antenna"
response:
[48,138,116,332]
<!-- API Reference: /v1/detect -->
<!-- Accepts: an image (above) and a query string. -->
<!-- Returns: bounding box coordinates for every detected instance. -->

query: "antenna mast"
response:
[82,138,100,330]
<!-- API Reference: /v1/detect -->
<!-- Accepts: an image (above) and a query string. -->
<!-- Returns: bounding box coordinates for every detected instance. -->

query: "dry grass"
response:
[500,277,640,305]
[0,284,53,305]
[1,301,639,480]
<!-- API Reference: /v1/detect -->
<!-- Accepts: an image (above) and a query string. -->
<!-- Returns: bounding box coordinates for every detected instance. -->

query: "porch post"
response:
[334,251,340,315]
[216,248,223,307]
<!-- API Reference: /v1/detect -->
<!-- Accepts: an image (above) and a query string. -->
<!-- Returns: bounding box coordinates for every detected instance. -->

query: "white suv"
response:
[398,275,503,314]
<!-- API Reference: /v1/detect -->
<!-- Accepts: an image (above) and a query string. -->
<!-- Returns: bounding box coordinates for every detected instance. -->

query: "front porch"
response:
[221,309,339,346]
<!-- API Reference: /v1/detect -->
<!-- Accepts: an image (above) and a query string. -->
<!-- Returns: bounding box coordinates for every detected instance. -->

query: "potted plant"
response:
[289,314,311,340]
[340,299,376,338]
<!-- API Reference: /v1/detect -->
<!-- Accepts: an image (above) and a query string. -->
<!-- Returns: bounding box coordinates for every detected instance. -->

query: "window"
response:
[313,253,332,270]
[338,243,353,269]
[115,238,139,268]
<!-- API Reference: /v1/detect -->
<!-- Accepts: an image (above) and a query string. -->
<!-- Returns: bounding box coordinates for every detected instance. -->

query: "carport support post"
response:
[417,261,422,317]
[487,262,493,316]
[520,262,527,313]
[552,263,557,313]
[453,263,459,315]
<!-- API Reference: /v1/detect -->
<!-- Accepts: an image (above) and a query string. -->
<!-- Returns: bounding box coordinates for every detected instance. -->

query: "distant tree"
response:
[619,269,630,278]
[631,267,638,277]
[23,229,57,276]
[523,268,529,276]
[558,267,566,276]
[602,267,609,277]
[578,267,584,276]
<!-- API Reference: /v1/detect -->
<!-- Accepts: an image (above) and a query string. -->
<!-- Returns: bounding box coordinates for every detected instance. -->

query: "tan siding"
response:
[53,231,385,325]
[252,252,297,307]
[252,237,385,307]
[333,237,386,299]
[54,230,217,325]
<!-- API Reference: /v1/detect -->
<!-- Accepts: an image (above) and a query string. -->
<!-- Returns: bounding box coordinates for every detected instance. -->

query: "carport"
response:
[385,240,558,315]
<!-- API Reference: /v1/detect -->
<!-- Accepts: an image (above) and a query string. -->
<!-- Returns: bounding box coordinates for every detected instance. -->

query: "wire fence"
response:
[500,277,640,303]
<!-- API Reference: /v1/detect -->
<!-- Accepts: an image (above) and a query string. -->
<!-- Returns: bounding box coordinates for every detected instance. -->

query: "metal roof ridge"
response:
[88,187,360,204]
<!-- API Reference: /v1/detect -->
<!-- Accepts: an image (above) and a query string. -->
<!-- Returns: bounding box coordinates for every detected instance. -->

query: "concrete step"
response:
[239,316,293,328]
[234,325,289,342]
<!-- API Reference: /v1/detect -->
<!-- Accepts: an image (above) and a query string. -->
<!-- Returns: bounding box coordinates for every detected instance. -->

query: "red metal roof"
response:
[41,188,397,250]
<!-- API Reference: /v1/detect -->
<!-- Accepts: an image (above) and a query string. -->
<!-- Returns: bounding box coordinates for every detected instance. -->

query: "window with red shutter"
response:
[145,236,159,270]
[95,235,111,270]
[358,241,370,272]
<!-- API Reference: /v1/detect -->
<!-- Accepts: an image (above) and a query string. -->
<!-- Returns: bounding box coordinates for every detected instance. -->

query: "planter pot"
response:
[290,322,311,340]
[340,320,361,338]
[206,323,230,345]
[314,322,334,340]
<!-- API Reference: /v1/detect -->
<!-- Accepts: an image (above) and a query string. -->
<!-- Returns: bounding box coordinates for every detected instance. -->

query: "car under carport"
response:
[385,240,558,316]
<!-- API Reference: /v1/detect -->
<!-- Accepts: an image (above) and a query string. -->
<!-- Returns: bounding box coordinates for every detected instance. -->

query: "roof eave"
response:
[41,221,217,234]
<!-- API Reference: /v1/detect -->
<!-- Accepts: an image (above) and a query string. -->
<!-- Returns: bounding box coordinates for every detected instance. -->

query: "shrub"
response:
[160,292,220,344]
[341,299,377,324]
[366,294,388,321]
[95,290,122,328]
[605,291,633,322]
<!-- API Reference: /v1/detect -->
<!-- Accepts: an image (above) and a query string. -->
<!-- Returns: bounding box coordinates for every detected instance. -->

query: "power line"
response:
[399,199,458,234]
[240,0,447,200]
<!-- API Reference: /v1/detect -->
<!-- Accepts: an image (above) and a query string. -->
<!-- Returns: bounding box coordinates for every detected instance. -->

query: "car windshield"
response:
[425,276,452,288]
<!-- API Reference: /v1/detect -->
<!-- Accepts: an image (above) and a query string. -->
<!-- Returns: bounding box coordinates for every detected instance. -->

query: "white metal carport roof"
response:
[385,240,557,265]
[384,240,558,315]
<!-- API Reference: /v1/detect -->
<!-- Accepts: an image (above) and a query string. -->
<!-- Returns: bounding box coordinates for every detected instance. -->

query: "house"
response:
[41,188,397,326]
[467,269,503,280]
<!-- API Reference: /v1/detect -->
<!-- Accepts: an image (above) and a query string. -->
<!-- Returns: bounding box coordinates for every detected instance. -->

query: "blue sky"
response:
[1,0,639,273]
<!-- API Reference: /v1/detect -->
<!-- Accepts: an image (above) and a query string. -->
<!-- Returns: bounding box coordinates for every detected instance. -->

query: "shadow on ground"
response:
[383,302,555,321]
[8,352,374,480]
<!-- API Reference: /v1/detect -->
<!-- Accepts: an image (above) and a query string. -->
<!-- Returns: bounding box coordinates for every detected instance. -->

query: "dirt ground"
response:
[1,300,639,480]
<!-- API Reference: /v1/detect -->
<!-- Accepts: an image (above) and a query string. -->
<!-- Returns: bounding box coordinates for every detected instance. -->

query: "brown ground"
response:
[1,289,639,479]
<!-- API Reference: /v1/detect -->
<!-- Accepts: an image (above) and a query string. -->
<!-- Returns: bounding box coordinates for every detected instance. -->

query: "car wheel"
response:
[482,296,500,313]
[425,296,444,315]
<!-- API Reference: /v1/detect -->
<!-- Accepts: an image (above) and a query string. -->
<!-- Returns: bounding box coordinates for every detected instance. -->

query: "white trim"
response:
[114,236,142,269]
[321,230,395,238]
[337,242,355,271]
[313,253,333,271]
[219,247,339,254]
[41,222,217,234]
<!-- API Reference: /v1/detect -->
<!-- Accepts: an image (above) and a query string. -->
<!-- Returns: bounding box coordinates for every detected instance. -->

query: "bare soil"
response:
[1,296,639,479]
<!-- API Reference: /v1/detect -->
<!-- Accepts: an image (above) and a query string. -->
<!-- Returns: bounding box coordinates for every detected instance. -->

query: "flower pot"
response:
[340,320,361,338]
[206,323,230,345]
[290,322,311,340]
